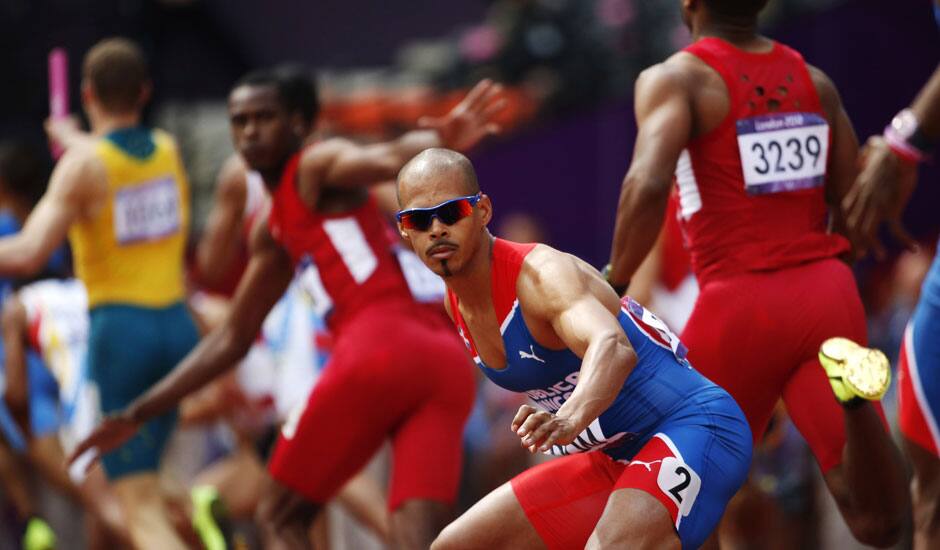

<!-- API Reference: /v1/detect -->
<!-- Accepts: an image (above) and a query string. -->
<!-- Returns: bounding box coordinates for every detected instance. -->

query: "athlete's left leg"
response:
[590,395,752,550]
[434,452,616,550]
[586,489,679,550]
[784,262,908,548]
[898,296,940,550]
[386,322,476,550]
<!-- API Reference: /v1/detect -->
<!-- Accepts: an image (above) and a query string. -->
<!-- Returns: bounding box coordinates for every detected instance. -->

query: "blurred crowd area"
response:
[0,0,938,548]
[1,0,856,228]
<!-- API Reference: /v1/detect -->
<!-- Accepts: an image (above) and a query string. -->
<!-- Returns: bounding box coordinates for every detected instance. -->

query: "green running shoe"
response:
[23,517,56,550]
[819,337,891,405]
[191,485,231,550]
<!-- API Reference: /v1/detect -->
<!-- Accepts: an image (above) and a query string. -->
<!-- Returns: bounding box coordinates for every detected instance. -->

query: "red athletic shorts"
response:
[680,258,885,473]
[268,301,476,510]
[511,432,737,550]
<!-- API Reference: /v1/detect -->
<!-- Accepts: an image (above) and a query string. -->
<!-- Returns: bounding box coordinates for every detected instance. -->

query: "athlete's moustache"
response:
[426,240,459,257]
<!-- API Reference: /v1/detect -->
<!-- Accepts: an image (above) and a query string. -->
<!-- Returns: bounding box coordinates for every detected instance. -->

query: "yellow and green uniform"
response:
[72,127,198,478]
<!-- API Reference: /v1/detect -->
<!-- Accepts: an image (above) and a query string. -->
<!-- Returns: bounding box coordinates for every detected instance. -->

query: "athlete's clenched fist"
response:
[511,404,579,453]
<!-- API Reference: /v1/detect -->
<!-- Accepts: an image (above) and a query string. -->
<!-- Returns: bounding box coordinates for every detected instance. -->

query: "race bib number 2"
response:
[113,177,181,244]
[736,112,829,196]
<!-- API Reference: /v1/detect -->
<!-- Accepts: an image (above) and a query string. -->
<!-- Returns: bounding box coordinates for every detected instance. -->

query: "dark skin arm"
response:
[808,65,860,252]
[608,64,693,288]
[196,155,250,286]
[69,214,294,465]
[844,63,940,258]
[299,79,506,199]
[2,295,31,439]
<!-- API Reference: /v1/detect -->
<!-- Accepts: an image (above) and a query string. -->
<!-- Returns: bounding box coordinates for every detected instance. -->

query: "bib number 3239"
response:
[736,112,829,196]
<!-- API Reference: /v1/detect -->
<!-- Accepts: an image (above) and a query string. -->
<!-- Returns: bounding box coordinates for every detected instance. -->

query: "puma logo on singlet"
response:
[519,345,545,363]
[628,459,663,472]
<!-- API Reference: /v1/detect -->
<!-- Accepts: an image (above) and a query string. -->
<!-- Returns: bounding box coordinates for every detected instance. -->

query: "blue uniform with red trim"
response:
[899,246,940,457]
[447,239,751,549]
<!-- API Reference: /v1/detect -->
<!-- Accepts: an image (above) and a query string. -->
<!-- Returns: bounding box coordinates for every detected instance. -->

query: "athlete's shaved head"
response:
[396,148,492,280]
[397,148,479,207]
[83,37,150,114]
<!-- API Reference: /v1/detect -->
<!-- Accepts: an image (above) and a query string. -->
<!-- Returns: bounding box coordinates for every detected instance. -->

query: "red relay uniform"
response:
[266,150,475,510]
[675,37,882,472]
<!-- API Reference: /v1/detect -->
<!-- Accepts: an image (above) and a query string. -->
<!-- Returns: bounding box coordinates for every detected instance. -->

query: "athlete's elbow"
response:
[600,331,636,373]
[5,252,44,277]
[620,171,671,209]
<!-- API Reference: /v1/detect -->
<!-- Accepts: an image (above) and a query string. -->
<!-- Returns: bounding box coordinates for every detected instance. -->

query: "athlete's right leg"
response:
[89,305,195,550]
[898,301,940,549]
[431,481,546,550]
[261,330,408,548]
[386,319,476,549]
[904,437,940,550]
[784,261,908,548]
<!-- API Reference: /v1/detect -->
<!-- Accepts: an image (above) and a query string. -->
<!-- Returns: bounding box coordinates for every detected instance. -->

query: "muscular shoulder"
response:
[806,64,844,121]
[517,245,588,313]
[215,154,249,202]
[634,57,696,102]
[50,144,107,201]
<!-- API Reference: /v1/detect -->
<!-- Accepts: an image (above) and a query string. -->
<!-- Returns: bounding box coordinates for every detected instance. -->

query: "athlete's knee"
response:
[393,499,450,550]
[843,510,904,548]
[587,521,680,550]
[255,479,319,534]
[429,522,470,550]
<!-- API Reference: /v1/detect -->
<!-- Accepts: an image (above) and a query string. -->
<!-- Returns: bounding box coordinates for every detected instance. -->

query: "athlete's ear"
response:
[478,194,493,226]
[80,80,94,109]
[397,222,411,242]
[137,80,152,109]
[289,112,306,138]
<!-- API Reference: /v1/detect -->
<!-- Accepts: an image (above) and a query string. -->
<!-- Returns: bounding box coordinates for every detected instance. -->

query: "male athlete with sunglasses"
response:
[397,147,752,549]
[72,73,506,549]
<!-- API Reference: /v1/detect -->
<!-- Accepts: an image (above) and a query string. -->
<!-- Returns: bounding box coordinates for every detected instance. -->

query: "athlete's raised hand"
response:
[419,79,507,152]
[44,115,92,152]
[511,404,579,454]
[68,412,141,473]
[843,136,919,259]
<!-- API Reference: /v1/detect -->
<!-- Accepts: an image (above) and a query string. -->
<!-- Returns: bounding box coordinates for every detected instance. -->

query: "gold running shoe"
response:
[819,337,891,405]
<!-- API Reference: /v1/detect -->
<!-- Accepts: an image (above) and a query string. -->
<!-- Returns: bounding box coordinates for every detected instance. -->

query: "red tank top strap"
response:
[491,238,537,322]
[268,151,303,246]
[683,37,740,86]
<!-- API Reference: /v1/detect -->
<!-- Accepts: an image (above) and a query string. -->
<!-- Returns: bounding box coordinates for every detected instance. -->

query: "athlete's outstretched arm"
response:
[0,148,101,276]
[304,79,506,192]
[844,63,940,257]
[1,295,31,438]
[512,250,637,452]
[44,116,95,151]
[69,216,294,466]
[608,64,692,291]
[808,66,860,252]
[196,155,249,286]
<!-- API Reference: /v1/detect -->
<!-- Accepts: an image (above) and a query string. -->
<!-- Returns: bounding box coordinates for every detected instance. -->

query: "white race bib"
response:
[736,112,829,195]
[113,177,181,244]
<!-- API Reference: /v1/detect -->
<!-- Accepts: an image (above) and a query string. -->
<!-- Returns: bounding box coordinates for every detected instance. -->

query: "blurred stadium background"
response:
[0,1,937,548]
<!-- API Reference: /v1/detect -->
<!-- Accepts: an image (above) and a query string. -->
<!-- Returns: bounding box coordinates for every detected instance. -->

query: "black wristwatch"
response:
[601,263,628,296]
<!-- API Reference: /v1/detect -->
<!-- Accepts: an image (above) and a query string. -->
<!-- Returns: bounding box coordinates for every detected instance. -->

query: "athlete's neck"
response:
[693,17,770,51]
[445,231,495,306]
[89,111,142,136]
[260,144,303,192]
